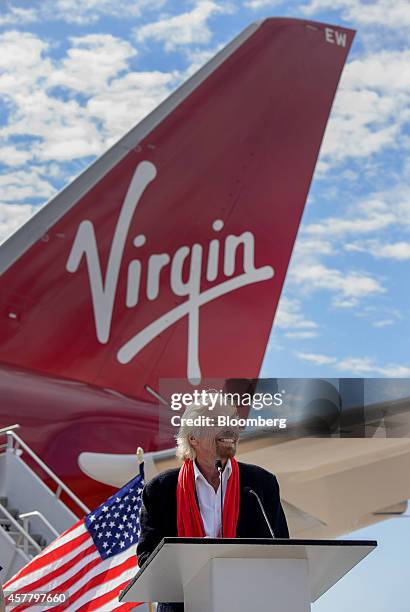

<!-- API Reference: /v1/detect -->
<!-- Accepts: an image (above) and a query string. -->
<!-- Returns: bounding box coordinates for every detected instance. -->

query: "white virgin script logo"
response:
[66,161,275,383]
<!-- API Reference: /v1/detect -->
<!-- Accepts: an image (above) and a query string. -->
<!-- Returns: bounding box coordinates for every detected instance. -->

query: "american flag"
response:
[4,464,145,611]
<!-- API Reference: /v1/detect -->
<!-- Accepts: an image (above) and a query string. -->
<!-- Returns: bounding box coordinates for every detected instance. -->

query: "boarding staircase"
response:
[0,425,90,581]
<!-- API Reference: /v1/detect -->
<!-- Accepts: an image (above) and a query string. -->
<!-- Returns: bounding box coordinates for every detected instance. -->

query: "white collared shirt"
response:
[193,459,232,538]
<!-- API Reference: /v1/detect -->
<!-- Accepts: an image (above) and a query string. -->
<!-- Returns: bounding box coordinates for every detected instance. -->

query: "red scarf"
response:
[177,458,240,538]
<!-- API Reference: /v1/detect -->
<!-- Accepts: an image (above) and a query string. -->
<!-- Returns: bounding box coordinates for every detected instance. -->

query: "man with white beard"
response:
[137,399,289,612]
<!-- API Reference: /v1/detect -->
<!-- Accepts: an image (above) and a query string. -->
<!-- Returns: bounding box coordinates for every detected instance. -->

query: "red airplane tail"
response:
[0,18,355,401]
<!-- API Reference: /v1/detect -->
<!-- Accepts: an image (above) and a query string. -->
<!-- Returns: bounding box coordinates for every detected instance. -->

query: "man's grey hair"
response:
[175,398,237,461]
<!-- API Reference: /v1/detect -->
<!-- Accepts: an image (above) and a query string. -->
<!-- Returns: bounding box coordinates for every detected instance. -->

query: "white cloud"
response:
[272,50,410,308]
[295,352,337,366]
[306,182,410,237]
[0,5,38,25]
[0,30,49,75]
[87,70,178,143]
[135,1,231,51]
[345,240,410,261]
[283,184,410,313]
[296,351,410,376]
[357,306,400,327]
[1,90,105,161]
[244,0,282,9]
[373,319,395,327]
[345,50,410,91]
[337,357,410,377]
[0,0,166,26]
[284,195,390,307]
[318,50,410,168]
[0,30,177,163]
[288,258,385,306]
[301,0,410,30]
[0,146,33,167]
[53,0,165,24]
[293,238,336,256]
[0,170,55,202]
[305,207,395,238]
[0,203,39,244]
[48,34,136,95]
[0,31,100,161]
[285,331,319,339]
[274,297,318,330]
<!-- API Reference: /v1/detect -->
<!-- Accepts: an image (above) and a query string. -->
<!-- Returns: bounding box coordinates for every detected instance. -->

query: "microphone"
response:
[244,486,275,539]
[215,460,223,538]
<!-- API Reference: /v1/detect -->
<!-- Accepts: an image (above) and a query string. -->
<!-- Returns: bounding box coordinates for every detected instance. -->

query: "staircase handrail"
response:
[0,424,20,451]
[4,429,90,515]
[0,424,20,435]
[0,501,41,555]
[19,511,60,538]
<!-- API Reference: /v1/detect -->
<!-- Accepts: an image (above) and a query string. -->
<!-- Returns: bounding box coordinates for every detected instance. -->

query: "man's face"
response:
[190,405,240,465]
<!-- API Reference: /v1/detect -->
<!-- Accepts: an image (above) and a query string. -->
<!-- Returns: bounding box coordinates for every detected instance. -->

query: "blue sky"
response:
[1,0,409,609]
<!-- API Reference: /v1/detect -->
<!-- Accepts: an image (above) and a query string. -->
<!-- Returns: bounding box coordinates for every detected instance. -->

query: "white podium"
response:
[120,538,376,611]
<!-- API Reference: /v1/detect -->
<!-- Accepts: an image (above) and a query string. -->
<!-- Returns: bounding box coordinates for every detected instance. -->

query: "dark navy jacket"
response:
[137,461,289,567]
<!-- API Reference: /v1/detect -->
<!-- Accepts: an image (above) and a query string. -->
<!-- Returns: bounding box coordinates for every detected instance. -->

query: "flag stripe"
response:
[5,529,89,583]
[35,550,100,595]
[68,563,138,612]
[41,521,85,554]
[60,547,138,609]
[44,555,103,602]
[6,541,95,593]
[42,547,138,612]
[11,553,103,612]
[15,548,100,611]
[75,578,138,612]
[93,598,142,612]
